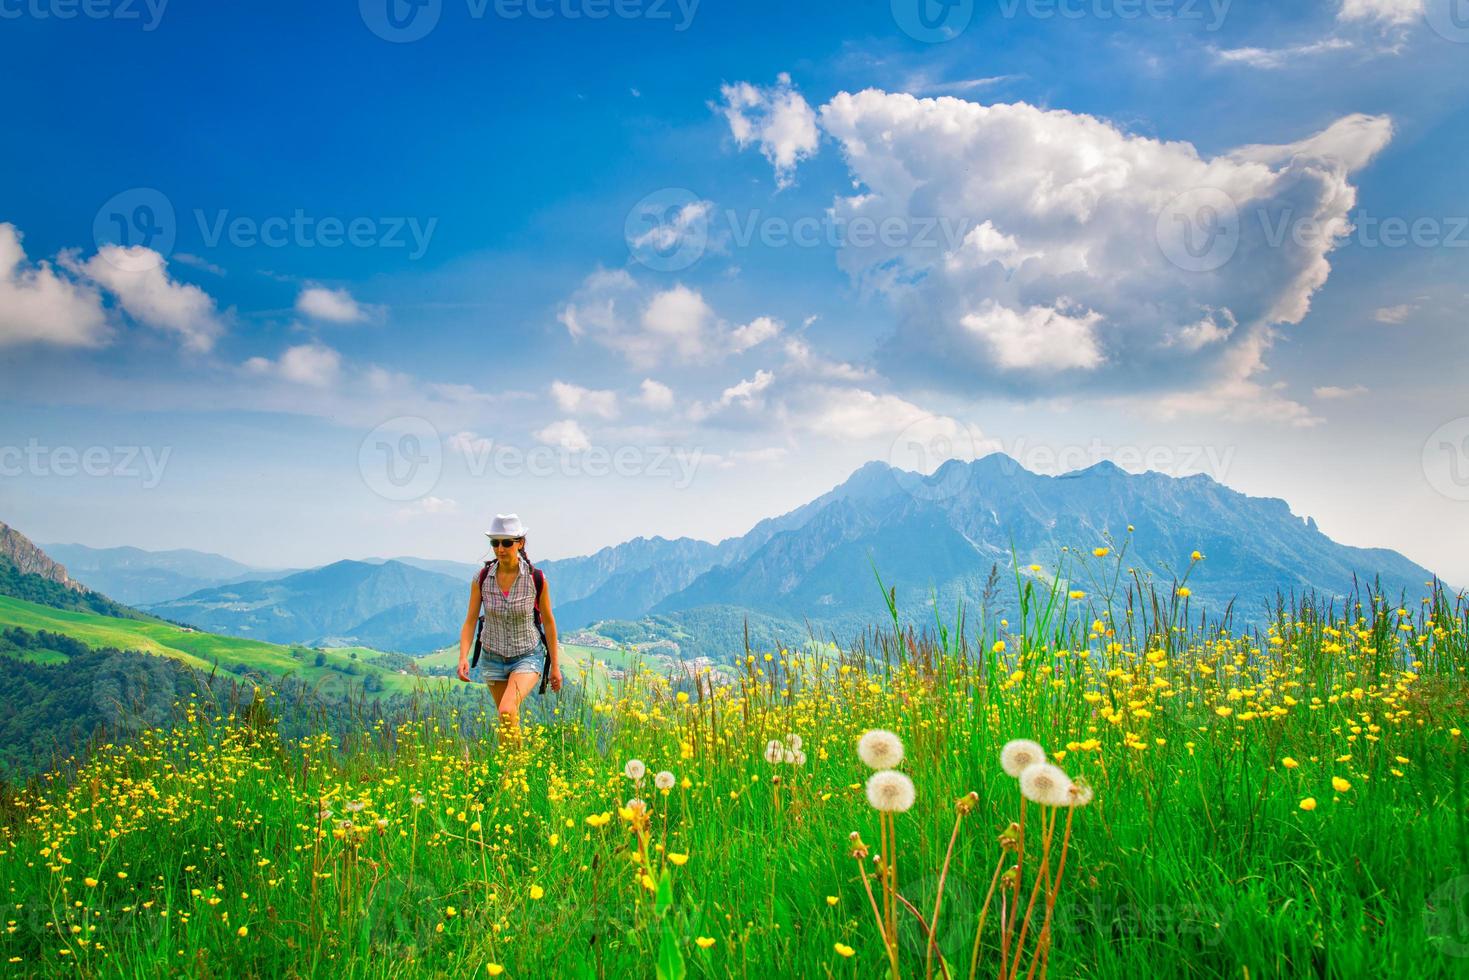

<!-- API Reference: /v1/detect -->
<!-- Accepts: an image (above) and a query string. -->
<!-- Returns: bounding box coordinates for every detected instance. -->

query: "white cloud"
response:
[1373,303,1417,324]
[627,198,713,257]
[1210,37,1355,70]
[396,495,459,519]
[71,246,226,352]
[0,223,109,349]
[173,253,225,276]
[448,431,492,457]
[244,342,342,387]
[1140,329,1321,428]
[1314,384,1369,399]
[781,337,875,382]
[535,419,591,452]
[729,315,781,353]
[725,79,1391,419]
[296,285,375,324]
[550,380,619,418]
[1338,0,1422,25]
[1162,309,1237,352]
[959,302,1105,372]
[636,378,675,410]
[641,285,716,362]
[703,446,790,469]
[716,73,820,189]
[558,270,781,368]
[718,369,774,407]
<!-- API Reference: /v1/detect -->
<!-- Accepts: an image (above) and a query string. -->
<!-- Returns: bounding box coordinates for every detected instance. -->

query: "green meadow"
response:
[2,559,1467,978]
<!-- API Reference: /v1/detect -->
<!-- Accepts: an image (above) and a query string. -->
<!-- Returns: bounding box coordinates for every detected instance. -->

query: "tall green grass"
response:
[2,560,1466,978]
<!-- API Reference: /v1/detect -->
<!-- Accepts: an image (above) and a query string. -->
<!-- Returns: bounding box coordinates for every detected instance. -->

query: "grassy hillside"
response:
[0,594,446,699]
[1,569,1465,977]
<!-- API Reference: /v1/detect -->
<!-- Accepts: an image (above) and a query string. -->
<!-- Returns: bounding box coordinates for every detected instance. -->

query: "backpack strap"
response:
[470,562,491,668]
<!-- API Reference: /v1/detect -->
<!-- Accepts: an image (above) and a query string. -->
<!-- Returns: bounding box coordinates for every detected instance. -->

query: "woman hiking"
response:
[457,513,562,744]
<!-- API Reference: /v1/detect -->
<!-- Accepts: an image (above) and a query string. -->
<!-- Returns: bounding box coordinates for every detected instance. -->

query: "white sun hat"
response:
[484,513,529,539]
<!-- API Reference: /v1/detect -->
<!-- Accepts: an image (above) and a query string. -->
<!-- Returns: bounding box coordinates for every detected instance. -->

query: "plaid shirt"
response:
[479,556,542,658]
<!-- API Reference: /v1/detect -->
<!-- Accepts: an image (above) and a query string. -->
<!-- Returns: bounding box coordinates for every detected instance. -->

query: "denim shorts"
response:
[476,649,543,682]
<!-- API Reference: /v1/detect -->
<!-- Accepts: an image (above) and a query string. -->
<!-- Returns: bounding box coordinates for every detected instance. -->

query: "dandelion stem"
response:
[967,850,1007,980]
[1009,806,1053,980]
[927,808,966,980]
[1000,793,1026,979]
[1029,806,1076,980]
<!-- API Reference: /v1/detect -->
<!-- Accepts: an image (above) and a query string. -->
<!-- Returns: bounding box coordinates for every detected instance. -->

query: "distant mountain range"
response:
[39,542,301,606]
[27,454,1449,656]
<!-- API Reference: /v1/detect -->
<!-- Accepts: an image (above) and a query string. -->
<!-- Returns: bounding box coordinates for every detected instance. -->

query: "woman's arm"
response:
[536,578,563,692]
[457,577,481,683]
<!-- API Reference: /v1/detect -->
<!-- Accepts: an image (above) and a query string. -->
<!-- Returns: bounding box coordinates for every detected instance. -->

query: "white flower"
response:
[1000,739,1046,777]
[786,733,803,751]
[624,759,646,781]
[790,749,807,766]
[764,739,785,765]
[781,749,796,764]
[1065,779,1095,808]
[345,800,365,813]
[857,729,905,769]
[654,770,675,791]
[865,770,916,813]
[1018,762,1074,806]
[410,793,425,807]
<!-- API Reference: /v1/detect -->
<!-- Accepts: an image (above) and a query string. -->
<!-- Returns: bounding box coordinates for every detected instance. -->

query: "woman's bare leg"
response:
[491,673,540,747]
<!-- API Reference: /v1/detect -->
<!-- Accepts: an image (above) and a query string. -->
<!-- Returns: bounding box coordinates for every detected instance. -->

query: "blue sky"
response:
[1,0,1466,586]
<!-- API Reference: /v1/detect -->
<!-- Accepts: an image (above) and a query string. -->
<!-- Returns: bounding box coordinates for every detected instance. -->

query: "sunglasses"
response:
[490,538,522,548]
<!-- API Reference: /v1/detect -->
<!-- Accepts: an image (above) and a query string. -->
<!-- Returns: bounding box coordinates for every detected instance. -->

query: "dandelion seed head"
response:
[857,729,905,769]
[1001,739,1046,777]
[1019,762,1073,806]
[787,733,803,751]
[764,739,784,764]
[865,770,916,813]
[623,759,646,781]
[1065,779,1094,808]
[654,770,675,791]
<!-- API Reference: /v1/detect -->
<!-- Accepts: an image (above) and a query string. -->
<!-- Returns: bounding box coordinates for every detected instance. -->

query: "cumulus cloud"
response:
[550,380,619,418]
[558,269,782,367]
[722,80,1392,422]
[296,285,376,324]
[70,246,226,352]
[636,378,675,410]
[243,342,342,387]
[0,223,109,349]
[728,315,781,353]
[535,419,592,451]
[716,73,820,189]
